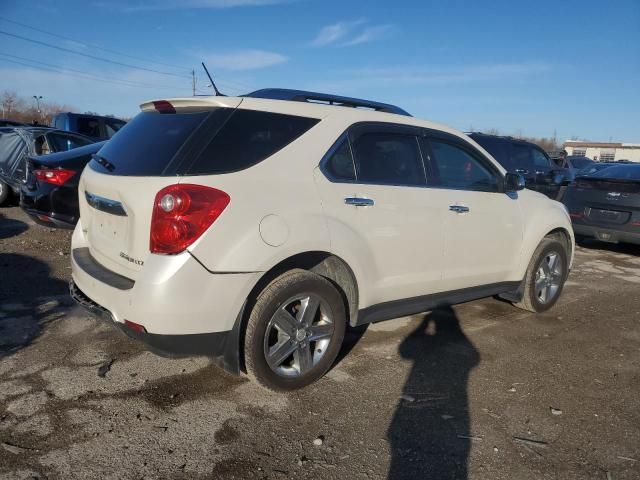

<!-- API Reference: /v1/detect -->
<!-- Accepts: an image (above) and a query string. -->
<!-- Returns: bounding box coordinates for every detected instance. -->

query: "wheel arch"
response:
[230,251,359,374]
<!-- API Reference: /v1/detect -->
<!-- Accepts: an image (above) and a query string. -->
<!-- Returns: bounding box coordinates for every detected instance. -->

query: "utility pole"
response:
[33,95,43,124]
[192,69,196,96]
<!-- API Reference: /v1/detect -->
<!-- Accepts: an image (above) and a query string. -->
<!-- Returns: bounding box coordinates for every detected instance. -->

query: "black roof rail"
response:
[244,88,411,117]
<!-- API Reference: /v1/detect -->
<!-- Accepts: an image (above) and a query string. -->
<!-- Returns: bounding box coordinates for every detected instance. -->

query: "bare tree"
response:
[1,90,18,118]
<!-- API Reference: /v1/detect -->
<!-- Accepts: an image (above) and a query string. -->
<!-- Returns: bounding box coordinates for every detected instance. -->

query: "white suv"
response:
[70,89,574,391]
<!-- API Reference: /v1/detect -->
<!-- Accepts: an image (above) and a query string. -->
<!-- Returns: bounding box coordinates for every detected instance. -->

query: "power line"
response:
[0,52,187,91]
[195,75,252,93]
[0,29,192,80]
[0,16,193,74]
[0,55,190,92]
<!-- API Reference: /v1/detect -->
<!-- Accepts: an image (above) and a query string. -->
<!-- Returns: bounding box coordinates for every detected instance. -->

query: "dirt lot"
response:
[1,205,639,480]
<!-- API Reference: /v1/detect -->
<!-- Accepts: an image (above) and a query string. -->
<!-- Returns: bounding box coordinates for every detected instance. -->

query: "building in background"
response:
[563,141,640,162]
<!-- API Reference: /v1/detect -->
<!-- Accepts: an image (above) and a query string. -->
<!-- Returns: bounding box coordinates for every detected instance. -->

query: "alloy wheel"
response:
[263,293,335,378]
[534,251,563,304]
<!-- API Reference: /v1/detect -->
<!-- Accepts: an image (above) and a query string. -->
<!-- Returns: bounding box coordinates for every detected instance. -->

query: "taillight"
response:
[34,168,76,186]
[150,184,230,255]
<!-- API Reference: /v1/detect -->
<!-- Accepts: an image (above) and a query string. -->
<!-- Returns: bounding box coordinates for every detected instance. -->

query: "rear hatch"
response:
[571,171,640,229]
[78,97,243,279]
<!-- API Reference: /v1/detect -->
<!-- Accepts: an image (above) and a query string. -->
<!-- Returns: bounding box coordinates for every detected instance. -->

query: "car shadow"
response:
[0,212,28,239]
[0,253,70,358]
[387,306,479,480]
[577,238,640,256]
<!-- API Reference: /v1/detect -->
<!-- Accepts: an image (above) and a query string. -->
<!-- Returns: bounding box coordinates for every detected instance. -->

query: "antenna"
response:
[201,62,224,96]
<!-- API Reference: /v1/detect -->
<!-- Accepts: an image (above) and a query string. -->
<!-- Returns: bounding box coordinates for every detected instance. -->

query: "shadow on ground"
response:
[0,253,69,358]
[577,238,640,256]
[387,307,479,480]
[0,212,28,239]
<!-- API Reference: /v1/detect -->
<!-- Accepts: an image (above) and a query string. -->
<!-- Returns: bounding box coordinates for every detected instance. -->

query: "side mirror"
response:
[504,172,526,192]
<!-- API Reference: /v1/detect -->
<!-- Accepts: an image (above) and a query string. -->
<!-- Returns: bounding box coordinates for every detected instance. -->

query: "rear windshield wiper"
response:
[92,154,115,172]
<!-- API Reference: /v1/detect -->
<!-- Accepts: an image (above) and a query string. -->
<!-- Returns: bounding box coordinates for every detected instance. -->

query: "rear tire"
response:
[0,180,10,206]
[244,269,346,391]
[514,237,569,313]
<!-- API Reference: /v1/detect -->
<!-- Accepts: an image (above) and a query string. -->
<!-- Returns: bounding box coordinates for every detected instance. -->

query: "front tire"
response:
[514,237,569,313]
[244,269,346,391]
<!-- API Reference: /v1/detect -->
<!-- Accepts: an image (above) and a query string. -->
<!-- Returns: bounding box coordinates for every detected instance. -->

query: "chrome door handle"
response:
[344,197,374,207]
[515,168,529,175]
[449,205,470,213]
[535,170,546,175]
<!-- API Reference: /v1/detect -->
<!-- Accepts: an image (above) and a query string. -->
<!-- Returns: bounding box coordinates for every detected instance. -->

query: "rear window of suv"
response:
[89,108,319,176]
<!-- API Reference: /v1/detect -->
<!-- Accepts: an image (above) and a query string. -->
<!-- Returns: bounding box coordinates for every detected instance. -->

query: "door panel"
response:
[314,129,444,308]
[425,136,523,290]
[314,171,444,306]
[441,190,522,289]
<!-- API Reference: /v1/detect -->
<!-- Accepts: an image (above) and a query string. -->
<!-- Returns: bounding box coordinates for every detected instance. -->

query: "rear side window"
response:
[105,119,126,139]
[187,110,319,175]
[428,139,499,192]
[471,135,512,170]
[351,133,425,186]
[77,117,101,138]
[47,133,94,152]
[90,110,211,176]
[53,116,65,130]
[323,139,356,181]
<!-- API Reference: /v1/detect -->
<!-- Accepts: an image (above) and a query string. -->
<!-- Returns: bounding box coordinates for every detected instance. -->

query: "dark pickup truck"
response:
[469,133,570,200]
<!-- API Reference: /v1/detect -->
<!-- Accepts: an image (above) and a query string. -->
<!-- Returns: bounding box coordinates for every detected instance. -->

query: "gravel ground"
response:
[1,205,639,480]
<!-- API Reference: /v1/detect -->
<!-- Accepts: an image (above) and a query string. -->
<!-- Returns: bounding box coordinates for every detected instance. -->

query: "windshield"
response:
[579,164,640,181]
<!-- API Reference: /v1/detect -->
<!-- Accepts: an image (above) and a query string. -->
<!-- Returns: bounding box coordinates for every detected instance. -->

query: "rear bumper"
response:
[573,223,640,245]
[22,207,76,229]
[70,280,232,359]
[20,185,78,228]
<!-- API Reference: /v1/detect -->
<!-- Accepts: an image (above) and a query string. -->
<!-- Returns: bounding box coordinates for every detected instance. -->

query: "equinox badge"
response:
[120,252,144,266]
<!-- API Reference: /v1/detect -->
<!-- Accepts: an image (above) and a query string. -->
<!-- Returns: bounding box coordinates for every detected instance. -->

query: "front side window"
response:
[323,139,356,181]
[351,132,425,186]
[532,148,552,169]
[510,143,534,173]
[428,139,499,192]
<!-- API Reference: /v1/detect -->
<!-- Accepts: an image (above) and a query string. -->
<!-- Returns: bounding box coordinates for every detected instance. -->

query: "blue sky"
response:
[0,0,638,142]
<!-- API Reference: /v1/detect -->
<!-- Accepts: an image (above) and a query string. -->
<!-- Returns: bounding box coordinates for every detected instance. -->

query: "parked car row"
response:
[1,90,636,391]
[0,126,95,205]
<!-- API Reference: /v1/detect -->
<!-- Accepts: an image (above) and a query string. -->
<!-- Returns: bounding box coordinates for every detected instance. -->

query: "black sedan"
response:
[0,126,95,205]
[563,163,640,245]
[20,141,105,229]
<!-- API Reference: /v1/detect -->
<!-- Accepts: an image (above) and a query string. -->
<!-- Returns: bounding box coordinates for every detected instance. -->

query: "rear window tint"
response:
[89,110,212,176]
[90,108,319,176]
[77,117,101,138]
[186,110,319,175]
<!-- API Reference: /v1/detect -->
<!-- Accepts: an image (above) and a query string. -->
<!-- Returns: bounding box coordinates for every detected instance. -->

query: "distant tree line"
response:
[1,90,118,126]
